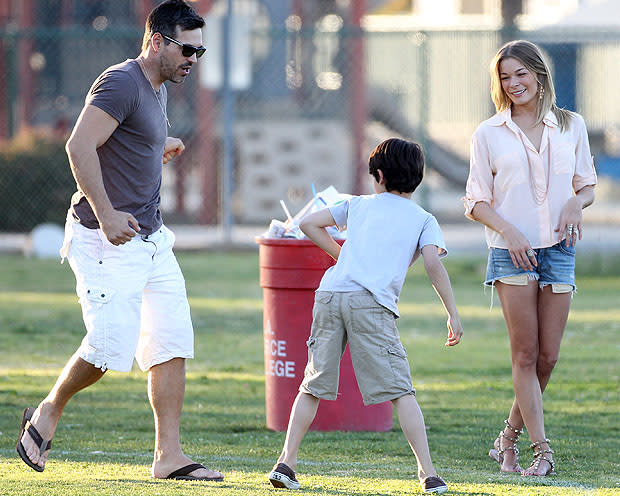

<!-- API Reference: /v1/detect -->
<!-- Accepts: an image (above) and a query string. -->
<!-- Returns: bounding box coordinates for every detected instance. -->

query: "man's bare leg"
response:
[19,353,105,469]
[149,357,223,480]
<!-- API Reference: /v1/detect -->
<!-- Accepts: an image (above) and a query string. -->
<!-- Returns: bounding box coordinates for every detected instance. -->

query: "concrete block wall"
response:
[236,120,352,223]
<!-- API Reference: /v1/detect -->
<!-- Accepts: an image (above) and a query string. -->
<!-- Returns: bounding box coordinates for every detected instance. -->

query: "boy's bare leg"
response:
[19,353,106,469]
[149,358,223,479]
[277,392,320,471]
[393,394,437,480]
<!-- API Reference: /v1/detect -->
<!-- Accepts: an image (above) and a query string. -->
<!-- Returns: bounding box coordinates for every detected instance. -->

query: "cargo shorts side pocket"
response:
[386,342,412,385]
[304,336,318,377]
[82,287,115,305]
[78,286,116,340]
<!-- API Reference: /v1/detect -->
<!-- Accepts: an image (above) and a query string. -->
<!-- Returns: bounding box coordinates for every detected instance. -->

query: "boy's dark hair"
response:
[142,0,205,51]
[368,138,424,193]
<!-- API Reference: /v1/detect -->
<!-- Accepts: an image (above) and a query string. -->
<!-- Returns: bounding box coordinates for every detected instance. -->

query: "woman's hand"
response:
[555,196,584,248]
[471,202,537,271]
[501,224,537,271]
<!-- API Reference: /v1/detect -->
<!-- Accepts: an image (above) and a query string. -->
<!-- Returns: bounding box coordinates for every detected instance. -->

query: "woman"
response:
[463,40,597,476]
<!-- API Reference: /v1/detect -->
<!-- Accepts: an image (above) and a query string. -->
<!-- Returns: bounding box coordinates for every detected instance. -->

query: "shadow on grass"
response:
[101,479,161,486]
[112,479,234,489]
[449,493,494,496]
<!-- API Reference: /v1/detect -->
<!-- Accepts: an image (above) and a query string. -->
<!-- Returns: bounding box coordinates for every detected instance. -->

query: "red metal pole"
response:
[0,1,10,139]
[197,0,218,224]
[291,0,304,105]
[350,0,366,195]
[60,0,74,25]
[170,82,188,216]
[135,0,218,223]
[17,0,35,132]
[137,0,152,26]
[136,0,194,217]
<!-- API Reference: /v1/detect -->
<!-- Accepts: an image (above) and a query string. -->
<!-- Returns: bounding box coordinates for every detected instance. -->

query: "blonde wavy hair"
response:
[490,39,572,132]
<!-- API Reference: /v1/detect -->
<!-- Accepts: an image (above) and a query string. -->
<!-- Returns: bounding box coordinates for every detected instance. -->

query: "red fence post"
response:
[350,0,366,195]
[196,0,218,224]
[17,0,35,133]
[0,1,10,140]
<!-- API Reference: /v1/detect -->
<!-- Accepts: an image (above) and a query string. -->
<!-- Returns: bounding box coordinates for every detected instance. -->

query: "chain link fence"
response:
[1,1,619,233]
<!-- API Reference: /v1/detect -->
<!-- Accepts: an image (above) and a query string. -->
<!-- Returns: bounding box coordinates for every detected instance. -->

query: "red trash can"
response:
[257,237,393,431]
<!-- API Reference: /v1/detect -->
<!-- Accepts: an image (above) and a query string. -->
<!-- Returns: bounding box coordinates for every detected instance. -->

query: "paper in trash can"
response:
[262,185,350,239]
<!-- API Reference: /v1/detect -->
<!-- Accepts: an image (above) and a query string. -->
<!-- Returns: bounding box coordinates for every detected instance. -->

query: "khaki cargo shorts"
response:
[299,290,415,406]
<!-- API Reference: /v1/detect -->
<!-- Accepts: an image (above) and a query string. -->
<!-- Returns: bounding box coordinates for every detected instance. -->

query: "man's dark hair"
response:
[368,138,424,194]
[142,0,205,51]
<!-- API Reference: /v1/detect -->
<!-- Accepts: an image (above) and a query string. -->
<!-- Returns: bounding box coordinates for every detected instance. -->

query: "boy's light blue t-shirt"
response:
[317,192,447,317]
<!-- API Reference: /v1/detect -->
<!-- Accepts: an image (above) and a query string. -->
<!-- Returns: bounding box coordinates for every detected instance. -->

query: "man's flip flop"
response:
[16,407,53,472]
[165,463,224,481]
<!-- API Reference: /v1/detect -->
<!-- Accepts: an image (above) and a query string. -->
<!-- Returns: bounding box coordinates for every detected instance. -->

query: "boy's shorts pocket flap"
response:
[348,293,377,309]
[386,344,407,359]
[82,287,115,304]
[315,292,333,304]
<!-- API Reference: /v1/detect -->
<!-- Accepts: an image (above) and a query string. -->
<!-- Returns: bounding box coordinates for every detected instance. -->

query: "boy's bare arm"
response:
[299,209,342,260]
[421,244,463,346]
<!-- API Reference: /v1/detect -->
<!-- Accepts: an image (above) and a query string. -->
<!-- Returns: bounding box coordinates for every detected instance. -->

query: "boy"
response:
[268,138,463,494]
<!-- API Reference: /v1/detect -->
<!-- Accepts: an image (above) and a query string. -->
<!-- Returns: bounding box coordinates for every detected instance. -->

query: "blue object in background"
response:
[595,155,620,179]
[542,43,577,111]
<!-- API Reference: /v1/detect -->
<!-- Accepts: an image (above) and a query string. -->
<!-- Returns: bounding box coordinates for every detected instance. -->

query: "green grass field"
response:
[0,252,618,495]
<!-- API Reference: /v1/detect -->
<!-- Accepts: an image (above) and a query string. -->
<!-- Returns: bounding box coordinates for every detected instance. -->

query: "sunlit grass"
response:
[0,252,619,495]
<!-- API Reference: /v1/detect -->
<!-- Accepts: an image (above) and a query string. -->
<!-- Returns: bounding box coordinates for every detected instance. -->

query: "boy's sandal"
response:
[522,438,556,476]
[489,419,522,472]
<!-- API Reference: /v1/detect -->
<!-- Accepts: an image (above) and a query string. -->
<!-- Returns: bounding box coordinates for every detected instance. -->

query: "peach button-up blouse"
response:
[463,109,597,249]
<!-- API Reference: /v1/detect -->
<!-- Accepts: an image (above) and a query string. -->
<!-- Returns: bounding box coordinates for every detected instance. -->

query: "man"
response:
[16,0,223,481]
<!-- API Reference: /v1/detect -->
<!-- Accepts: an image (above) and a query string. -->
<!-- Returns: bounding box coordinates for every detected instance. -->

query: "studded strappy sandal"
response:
[523,438,555,476]
[488,419,523,473]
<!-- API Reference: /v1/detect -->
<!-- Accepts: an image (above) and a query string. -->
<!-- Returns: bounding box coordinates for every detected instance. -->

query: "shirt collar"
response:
[489,108,559,128]
[488,108,511,126]
[542,111,559,128]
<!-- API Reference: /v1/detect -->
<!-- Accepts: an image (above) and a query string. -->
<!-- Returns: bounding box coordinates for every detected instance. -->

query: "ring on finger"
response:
[526,248,535,257]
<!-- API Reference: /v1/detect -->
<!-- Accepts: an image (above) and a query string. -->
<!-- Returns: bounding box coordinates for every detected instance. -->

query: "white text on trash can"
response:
[264,336,295,378]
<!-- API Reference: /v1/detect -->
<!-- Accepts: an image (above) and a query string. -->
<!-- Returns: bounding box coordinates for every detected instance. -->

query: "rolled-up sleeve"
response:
[419,215,447,258]
[463,130,493,220]
[572,114,597,192]
[328,199,350,231]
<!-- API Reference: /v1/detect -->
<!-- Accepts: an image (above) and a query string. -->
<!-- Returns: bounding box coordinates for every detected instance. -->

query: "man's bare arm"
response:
[65,105,140,244]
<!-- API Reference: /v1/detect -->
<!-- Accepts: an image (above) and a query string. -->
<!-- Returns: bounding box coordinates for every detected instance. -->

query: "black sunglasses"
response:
[161,34,206,58]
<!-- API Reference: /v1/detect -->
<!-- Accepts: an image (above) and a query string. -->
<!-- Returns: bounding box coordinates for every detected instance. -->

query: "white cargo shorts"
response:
[61,217,194,372]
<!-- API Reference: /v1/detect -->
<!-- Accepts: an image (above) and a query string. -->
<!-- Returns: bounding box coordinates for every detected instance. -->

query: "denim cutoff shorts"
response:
[485,241,576,293]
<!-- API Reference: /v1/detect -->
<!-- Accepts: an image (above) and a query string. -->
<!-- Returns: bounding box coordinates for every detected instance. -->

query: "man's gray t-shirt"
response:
[317,193,447,317]
[71,59,168,235]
